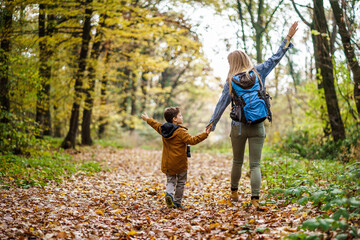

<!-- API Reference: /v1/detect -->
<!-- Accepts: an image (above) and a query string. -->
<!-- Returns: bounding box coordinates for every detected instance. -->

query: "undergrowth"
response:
[262,149,359,239]
[0,151,101,189]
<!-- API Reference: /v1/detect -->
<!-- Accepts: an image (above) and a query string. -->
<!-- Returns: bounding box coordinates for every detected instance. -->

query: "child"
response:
[141,107,210,209]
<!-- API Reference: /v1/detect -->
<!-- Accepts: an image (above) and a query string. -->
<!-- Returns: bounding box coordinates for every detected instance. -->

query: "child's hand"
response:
[141,113,149,121]
[205,122,213,134]
[205,127,211,134]
[205,124,212,134]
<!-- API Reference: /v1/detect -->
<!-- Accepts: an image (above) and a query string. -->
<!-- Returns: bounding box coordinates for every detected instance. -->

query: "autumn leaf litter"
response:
[0,147,313,239]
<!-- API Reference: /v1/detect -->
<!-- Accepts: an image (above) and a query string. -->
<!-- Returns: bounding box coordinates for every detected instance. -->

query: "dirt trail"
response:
[0,148,308,239]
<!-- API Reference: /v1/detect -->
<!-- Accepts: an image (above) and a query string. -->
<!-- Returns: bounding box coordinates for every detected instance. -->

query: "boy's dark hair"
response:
[164,107,180,123]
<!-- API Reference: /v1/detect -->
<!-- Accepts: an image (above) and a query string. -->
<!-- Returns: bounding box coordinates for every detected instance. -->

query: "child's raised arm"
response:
[141,112,162,135]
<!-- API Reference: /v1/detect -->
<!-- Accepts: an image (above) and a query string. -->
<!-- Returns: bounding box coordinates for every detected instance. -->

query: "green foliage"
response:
[276,125,360,161]
[0,151,101,189]
[262,149,359,239]
[95,139,124,149]
[0,111,44,155]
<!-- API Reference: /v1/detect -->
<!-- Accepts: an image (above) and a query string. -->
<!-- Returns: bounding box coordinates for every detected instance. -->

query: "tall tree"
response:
[313,0,345,141]
[36,2,56,137]
[139,71,149,114]
[238,0,284,63]
[329,0,360,119]
[291,0,321,88]
[291,0,341,139]
[98,49,110,138]
[0,0,13,121]
[81,14,107,145]
[61,0,93,149]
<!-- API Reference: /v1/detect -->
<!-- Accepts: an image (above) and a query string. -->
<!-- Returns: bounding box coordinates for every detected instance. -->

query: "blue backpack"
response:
[230,71,272,125]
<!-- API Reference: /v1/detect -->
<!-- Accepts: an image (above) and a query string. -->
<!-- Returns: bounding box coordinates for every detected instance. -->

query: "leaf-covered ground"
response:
[0,147,318,239]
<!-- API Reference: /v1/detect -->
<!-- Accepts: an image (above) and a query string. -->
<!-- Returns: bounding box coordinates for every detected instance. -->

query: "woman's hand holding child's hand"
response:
[205,123,212,134]
[141,113,149,121]
[205,127,211,134]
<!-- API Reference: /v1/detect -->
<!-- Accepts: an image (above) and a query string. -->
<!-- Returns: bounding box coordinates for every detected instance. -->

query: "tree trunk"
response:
[119,68,130,127]
[44,5,56,136]
[286,90,295,128]
[153,68,174,120]
[139,71,148,114]
[255,32,263,63]
[61,0,93,149]
[81,15,106,145]
[236,0,247,50]
[242,0,284,64]
[274,66,280,98]
[36,3,53,137]
[330,0,360,119]
[98,50,110,138]
[128,72,137,132]
[286,55,298,93]
[130,72,137,117]
[0,0,13,122]
[314,0,345,141]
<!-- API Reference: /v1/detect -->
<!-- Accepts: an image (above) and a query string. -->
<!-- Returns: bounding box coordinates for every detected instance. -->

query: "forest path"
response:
[0,147,312,239]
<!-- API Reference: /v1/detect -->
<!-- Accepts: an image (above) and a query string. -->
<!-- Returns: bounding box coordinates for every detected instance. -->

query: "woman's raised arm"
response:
[255,21,299,83]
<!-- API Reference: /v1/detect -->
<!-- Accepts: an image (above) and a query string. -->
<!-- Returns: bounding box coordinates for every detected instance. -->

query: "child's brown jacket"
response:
[146,118,208,175]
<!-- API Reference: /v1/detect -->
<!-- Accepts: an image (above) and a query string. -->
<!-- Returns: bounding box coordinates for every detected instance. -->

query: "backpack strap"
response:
[230,86,242,123]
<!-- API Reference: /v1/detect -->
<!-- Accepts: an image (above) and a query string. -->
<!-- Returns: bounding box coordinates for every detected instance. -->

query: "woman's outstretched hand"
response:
[286,21,299,40]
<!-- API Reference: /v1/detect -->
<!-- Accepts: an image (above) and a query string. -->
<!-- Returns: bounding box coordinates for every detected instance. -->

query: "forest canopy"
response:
[0,0,359,161]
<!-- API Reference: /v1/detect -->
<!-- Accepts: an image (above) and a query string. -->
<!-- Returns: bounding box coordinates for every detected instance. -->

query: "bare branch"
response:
[264,0,285,33]
[290,0,312,27]
[294,2,313,10]
[243,0,256,27]
[236,0,247,49]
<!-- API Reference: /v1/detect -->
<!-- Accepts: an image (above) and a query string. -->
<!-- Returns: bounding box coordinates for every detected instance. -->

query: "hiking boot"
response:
[230,190,239,202]
[165,193,176,209]
[174,203,187,210]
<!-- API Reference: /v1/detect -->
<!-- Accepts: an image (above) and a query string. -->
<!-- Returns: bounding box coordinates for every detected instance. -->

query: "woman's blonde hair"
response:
[227,50,261,94]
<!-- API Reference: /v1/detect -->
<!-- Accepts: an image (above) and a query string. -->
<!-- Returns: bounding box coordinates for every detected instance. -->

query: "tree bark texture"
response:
[313,0,345,141]
[236,0,247,50]
[61,0,93,149]
[36,3,54,137]
[81,15,106,145]
[330,0,360,119]
[242,0,284,64]
[140,71,148,114]
[0,0,13,120]
[119,68,130,127]
[98,51,110,138]
[286,54,298,93]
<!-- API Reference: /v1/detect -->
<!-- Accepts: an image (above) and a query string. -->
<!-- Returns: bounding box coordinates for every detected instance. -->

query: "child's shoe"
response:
[165,193,176,208]
[230,190,239,201]
[174,202,187,210]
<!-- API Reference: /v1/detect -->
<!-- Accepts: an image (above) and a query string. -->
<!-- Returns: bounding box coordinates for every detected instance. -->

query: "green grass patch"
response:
[94,139,124,149]
[0,151,101,189]
[261,148,359,239]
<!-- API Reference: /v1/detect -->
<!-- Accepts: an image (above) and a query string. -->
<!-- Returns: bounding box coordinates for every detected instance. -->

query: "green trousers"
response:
[230,122,265,197]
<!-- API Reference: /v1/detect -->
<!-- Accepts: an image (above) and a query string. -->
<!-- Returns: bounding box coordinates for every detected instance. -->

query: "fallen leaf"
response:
[95,210,104,215]
[111,209,122,213]
[127,230,137,236]
[57,231,67,238]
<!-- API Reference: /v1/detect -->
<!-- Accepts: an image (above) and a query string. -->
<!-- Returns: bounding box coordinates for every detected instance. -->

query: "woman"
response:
[207,22,299,208]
